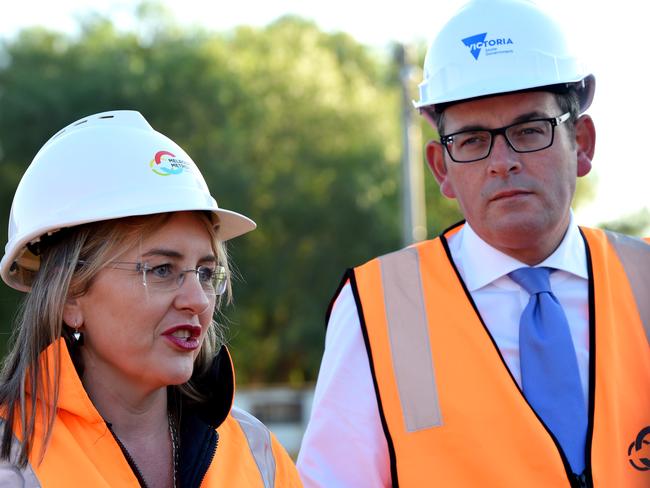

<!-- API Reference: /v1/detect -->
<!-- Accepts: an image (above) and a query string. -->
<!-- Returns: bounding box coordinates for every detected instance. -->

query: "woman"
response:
[0,111,301,487]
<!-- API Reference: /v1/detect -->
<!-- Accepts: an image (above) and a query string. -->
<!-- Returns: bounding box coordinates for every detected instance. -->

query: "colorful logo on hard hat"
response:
[150,150,190,176]
[462,33,513,60]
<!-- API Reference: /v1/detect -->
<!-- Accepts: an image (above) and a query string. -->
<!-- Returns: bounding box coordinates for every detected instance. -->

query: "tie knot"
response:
[508,267,552,295]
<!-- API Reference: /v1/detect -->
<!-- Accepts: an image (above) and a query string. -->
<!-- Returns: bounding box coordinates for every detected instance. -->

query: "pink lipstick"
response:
[163,324,202,351]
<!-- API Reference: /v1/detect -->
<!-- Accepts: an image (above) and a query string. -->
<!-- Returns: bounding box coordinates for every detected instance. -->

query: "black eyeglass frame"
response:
[439,112,572,163]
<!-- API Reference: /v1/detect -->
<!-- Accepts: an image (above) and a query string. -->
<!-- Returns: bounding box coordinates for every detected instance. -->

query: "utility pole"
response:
[395,43,427,246]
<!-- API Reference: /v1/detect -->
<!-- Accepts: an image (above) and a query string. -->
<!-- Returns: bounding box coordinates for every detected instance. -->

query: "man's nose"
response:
[486,134,522,176]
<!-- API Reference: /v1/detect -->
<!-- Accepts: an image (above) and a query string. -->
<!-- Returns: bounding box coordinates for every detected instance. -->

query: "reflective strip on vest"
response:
[605,231,650,343]
[0,420,42,487]
[379,247,443,432]
[230,407,276,488]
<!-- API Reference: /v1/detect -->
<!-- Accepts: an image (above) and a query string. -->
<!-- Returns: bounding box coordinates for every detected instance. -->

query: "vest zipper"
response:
[107,422,150,488]
[106,421,180,488]
[570,471,594,488]
[196,430,219,487]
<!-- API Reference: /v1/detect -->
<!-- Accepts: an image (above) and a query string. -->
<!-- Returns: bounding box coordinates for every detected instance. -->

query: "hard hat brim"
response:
[1,208,256,293]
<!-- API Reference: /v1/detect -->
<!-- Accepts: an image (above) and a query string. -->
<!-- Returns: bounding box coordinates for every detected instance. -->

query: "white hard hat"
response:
[414,0,595,113]
[1,110,256,292]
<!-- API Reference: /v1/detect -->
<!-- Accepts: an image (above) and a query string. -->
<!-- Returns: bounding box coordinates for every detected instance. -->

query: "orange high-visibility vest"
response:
[0,340,301,487]
[348,225,649,487]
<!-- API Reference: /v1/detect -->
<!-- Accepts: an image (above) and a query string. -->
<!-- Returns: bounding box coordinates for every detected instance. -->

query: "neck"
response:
[81,373,169,439]
[472,212,572,266]
[81,372,175,488]
[498,237,564,266]
[78,345,172,431]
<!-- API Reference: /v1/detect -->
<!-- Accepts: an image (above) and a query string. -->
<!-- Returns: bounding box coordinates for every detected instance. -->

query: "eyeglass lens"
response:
[141,264,227,296]
[445,119,554,163]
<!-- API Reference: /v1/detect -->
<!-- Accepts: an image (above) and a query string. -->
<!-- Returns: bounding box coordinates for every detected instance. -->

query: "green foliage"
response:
[0,11,599,384]
[0,13,411,384]
[599,209,650,237]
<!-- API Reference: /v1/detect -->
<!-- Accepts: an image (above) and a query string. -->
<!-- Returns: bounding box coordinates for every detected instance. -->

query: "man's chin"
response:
[477,215,567,263]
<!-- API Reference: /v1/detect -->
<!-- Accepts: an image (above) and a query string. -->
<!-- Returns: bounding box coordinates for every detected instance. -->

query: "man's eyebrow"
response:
[511,111,551,124]
[447,111,552,134]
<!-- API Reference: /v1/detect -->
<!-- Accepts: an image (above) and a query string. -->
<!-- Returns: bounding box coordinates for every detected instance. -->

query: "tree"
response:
[0,14,406,384]
[0,10,601,385]
[600,209,650,237]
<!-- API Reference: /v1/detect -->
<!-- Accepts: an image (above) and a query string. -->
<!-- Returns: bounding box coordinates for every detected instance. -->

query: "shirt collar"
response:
[454,212,588,292]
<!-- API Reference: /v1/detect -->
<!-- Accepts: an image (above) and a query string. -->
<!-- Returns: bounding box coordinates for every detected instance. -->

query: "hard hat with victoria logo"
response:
[1,110,256,292]
[414,0,595,113]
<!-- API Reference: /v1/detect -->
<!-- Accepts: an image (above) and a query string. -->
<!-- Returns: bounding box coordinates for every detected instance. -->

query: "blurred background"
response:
[1,0,648,456]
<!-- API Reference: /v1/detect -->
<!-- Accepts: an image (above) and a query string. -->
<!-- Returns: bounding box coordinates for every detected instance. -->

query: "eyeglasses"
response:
[106,261,227,296]
[439,112,571,163]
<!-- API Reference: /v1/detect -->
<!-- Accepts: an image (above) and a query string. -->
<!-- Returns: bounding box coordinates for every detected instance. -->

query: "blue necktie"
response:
[508,267,587,475]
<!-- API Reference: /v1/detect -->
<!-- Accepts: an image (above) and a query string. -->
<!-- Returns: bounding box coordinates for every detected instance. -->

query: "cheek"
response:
[199,302,216,327]
[548,159,577,198]
[83,289,166,342]
[448,170,482,208]
[88,304,157,345]
[196,317,214,356]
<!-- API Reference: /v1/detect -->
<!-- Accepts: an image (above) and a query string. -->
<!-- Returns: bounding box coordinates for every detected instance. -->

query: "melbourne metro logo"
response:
[462,32,514,60]
[150,150,190,176]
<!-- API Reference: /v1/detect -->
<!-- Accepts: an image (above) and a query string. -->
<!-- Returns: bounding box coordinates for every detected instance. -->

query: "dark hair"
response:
[424,86,581,137]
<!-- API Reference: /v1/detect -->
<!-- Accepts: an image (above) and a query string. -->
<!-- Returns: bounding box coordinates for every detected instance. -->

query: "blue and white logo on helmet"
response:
[462,33,514,60]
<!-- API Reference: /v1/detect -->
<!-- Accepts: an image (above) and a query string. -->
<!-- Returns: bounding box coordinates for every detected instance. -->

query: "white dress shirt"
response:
[297,217,590,488]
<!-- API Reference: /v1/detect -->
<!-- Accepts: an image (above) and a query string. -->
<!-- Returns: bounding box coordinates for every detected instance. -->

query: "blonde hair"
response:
[0,211,230,466]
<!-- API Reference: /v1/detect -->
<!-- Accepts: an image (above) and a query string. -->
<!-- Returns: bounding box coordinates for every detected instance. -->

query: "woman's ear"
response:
[426,140,456,199]
[62,297,83,329]
[574,114,596,177]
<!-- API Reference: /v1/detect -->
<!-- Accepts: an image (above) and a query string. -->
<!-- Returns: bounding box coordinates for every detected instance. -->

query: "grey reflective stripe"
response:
[0,420,42,487]
[379,247,443,432]
[230,407,276,488]
[605,231,650,343]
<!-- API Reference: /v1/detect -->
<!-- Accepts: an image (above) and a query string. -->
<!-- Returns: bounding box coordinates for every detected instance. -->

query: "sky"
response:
[1,1,648,230]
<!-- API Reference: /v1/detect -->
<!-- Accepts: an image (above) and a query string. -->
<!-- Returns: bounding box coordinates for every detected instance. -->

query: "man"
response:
[297,0,650,486]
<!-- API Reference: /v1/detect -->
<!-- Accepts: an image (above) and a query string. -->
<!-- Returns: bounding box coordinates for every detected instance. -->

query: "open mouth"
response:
[163,325,201,350]
[171,329,194,339]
